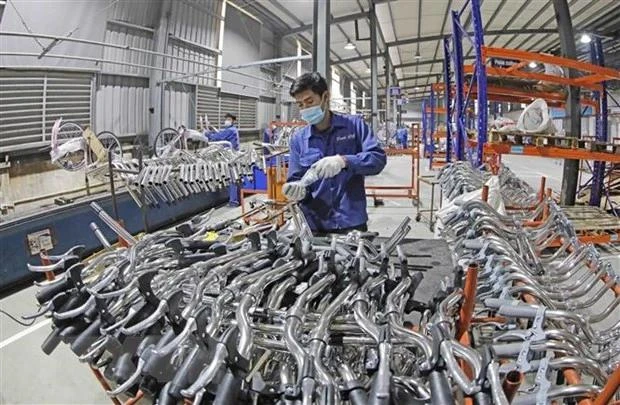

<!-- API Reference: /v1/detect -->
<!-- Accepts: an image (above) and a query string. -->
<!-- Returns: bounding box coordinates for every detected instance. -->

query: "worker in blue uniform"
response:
[396,126,409,149]
[282,72,387,235]
[206,113,240,206]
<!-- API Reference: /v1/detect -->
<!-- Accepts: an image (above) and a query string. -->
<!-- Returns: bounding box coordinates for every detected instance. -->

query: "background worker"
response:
[282,72,387,235]
[205,113,241,206]
[395,125,409,149]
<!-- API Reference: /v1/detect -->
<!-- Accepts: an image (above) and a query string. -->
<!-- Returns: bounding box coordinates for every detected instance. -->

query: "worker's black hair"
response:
[289,72,329,97]
[225,113,237,121]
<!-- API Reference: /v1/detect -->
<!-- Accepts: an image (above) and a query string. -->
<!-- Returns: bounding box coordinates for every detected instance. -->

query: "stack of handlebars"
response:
[25,163,620,404]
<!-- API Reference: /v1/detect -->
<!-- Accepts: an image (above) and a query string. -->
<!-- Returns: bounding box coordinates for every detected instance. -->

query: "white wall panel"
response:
[96,74,150,138]
[162,81,195,129]
[258,99,276,128]
[221,5,262,98]
[102,22,155,77]
[170,0,222,50]
[165,39,217,87]
[108,0,162,28]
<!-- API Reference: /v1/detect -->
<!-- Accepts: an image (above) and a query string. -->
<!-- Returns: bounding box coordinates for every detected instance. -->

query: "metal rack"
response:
[240,121,305,218]
[365,146,420,204]
[441,0,619,211]
[422,84,449,170]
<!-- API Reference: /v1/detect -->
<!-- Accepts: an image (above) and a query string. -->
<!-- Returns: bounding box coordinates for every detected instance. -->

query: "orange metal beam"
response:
[434,81,597,109]
[482,47,620,80]
[505,60,529,73]
[484,66,603,92]
[482,143,620,163]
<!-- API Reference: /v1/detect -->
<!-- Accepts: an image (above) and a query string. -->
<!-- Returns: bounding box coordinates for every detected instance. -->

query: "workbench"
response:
[385,237,456,304]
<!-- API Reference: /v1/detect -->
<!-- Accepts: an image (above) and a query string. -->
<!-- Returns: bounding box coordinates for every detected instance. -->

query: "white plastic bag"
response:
[544,63,564,77]
[490,117,517,133]
[516,98,556,134]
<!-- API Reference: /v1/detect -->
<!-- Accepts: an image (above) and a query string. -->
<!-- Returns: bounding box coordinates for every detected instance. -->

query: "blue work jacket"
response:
[207,125,240,150]
[287,112,387,232]
[396,128,409,145]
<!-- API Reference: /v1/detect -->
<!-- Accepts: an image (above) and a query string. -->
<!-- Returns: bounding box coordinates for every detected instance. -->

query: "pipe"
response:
[457,262,479,340]
[0,52,277,94]
[593,365,620,405]
[502,370,523,403]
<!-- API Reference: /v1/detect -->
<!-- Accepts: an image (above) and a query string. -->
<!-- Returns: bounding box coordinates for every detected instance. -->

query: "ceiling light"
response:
[415,87,421,91]
[366,67,371,73]
[580,33,592,44]
[414,50,421,59]
[344,42,356,50]
[528,61,537,68]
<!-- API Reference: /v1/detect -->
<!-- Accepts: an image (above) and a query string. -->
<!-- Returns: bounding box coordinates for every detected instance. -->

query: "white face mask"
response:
[224,119,233,127]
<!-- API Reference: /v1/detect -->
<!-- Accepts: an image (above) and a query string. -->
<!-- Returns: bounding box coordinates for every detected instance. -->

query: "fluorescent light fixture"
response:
[344,42,356,50]
[415,86,421,90]
[366,67,371,73]
[414,50,421,59]
[528,61,537,68]
[580,33,592,44]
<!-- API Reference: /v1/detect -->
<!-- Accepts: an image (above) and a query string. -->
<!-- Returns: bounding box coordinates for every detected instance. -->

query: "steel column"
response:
[422,99,428,156]
[553,0,581,206]
[451,11,466,161]
[370,3,379,132]
[312,0,331,81]
[385,52,392,124]
[589,37,608,207]
[471,0,487,166]
[149,0,171,145]
[443,37,452,162]
[429,85,436,169]
[274,36,283,119]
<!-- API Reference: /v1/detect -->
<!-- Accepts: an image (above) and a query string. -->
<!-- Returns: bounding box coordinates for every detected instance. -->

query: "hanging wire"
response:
[0,309,36,327]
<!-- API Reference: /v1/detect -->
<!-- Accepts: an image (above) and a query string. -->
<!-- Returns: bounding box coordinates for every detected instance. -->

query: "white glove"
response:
[312,155,346,179]
[282,182,307,201]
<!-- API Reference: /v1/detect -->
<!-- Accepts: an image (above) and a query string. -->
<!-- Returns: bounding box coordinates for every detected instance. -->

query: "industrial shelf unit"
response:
[442,0,620,208]
[422,83,449,170]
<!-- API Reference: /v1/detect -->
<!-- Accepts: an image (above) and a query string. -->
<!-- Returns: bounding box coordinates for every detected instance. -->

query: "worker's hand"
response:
[282,182,307,201]
[312,155,346,179]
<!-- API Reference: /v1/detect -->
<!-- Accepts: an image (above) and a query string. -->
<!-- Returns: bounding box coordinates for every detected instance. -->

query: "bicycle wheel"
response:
[55,121,86,171]
[90,131,123,164]
[154,127,181,157]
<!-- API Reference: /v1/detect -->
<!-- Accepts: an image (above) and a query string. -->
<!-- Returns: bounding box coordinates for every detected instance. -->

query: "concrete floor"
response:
[0,152,618,404]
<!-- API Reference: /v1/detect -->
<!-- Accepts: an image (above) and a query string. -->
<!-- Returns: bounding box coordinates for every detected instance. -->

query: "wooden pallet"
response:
[488,131,620,154]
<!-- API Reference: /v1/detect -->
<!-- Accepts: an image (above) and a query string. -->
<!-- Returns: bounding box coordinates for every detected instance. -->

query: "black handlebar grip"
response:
[70,318,102,356]
[41,327,63,355]
[36,278,71,305]
[429,370,453,405]
[168,346,209,398]
[212,370,242,405]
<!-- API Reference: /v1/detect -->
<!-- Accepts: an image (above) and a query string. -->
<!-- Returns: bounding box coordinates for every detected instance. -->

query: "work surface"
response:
[381,237,456,303]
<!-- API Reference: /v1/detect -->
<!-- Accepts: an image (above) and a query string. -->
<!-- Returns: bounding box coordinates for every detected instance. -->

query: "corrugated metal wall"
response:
[162,81,195,129]
[108,0,163,28]
[258,98,276,128]
[0,69,92,153]
[96,74,150,138]
[196,86,220,128]
[1,0,290,153]
[102,22,155,77]
[220,5,262,98]
[169,0,222,49]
